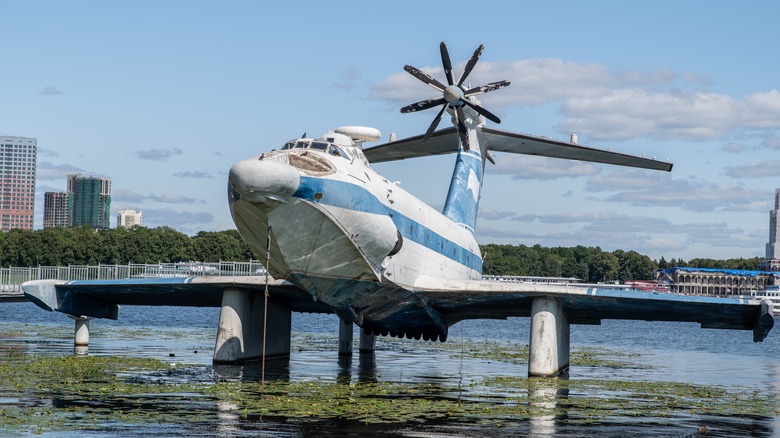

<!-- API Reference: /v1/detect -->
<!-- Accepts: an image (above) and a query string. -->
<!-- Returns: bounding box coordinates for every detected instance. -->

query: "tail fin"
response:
[441,129,486,232]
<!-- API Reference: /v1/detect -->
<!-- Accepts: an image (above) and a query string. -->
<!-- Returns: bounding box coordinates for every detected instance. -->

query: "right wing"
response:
[411,277,773,341]
[22,276,330,319]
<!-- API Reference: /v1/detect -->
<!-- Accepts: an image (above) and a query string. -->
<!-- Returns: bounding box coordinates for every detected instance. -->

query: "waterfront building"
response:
[760,188,780,272]
[117,209,142,228]
[68,174,111,230]
[0,136,37,232]
[43,191,72,228]
[655,267,775,296]
[655,188,780,296]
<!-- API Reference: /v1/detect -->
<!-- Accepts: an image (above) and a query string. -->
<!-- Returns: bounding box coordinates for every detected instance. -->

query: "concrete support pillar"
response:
[338,318,353,356]
[74,316,90,346]
[528,296,570,377]
[213,288,291,364]
[358,330,376,353]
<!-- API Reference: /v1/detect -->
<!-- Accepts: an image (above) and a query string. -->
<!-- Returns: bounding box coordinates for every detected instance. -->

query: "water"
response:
[1,301,779,437]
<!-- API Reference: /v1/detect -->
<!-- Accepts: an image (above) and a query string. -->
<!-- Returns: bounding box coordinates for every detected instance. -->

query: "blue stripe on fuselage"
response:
[293,176,482,272]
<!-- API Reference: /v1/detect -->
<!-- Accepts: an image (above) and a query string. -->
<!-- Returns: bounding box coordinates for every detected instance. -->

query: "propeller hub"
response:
[443,85,464,106]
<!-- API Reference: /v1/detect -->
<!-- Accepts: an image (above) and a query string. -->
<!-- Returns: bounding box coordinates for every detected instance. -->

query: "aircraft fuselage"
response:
[228,128,481,340]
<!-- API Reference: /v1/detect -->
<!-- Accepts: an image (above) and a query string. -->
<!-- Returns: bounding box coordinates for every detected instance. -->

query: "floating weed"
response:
[0,348,776,434]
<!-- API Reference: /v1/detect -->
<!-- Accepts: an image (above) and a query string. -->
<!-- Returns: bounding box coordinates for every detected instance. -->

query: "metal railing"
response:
[0,261,267,293]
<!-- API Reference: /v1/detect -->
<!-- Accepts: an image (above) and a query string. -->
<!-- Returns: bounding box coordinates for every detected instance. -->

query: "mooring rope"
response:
[261,224,272,394]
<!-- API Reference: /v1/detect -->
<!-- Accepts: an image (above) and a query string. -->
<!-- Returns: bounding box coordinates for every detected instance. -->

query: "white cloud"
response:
[37,86,62,96]
[133,147,183,161]
[490,154,601,180]
[372,58,780,143]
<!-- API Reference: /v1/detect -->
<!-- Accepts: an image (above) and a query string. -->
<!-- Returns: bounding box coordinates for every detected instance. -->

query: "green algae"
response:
[0,349,777,434]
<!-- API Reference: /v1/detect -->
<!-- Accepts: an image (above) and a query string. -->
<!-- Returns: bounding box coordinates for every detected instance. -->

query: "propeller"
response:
[401,42,510,150]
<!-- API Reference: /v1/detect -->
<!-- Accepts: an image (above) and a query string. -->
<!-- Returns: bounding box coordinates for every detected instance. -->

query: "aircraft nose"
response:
[228,157,300,205]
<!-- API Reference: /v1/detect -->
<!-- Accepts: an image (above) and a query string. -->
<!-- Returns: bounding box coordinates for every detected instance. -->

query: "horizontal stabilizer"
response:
[363,127,459,163]
[363,126,672,172]
[480,126,672,172]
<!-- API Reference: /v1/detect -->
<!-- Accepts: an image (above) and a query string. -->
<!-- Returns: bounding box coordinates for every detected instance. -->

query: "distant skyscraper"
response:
[117,209,142,228]
[0,136,37,232]
[43,192,72,228]
[761,188,780,272]
[68,174,112,230]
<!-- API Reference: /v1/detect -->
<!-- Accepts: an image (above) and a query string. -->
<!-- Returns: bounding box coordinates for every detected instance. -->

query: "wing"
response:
[22,276,330,319]
[411,277,772,340]
[363,126,672,172]
[480,126,672,172]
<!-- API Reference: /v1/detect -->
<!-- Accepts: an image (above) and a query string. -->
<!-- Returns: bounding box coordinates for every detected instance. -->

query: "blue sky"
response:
[2,1,780,262]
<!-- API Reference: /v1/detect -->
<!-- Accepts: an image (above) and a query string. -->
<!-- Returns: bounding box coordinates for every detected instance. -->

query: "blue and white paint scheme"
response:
[227,43,675,341]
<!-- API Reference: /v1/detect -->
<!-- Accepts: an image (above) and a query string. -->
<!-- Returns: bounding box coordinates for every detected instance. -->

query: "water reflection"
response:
[528,377,570,437]
[1,304,778,437]
[213,357,291,382]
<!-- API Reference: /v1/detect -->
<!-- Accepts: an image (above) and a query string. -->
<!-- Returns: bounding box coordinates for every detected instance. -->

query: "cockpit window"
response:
[279,138,358,162]
[329,145,348,158]
[310,141,329,151]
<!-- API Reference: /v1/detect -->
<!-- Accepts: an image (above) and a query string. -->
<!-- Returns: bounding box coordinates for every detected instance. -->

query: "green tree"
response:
[614,249,658,281]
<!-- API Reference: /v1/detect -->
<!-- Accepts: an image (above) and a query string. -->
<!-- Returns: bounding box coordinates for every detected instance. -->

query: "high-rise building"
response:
[761,188,780,272]
[68,174,111,230]
[117,209,142,228]
[0,136,37,232]
[43,192,72,228]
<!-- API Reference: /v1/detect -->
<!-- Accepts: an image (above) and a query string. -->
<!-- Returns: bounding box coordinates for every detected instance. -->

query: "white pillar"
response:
[74,317,90,346]
[358,330,376,353]
[213,288,291,363]
[528,296,570,377]
[338,319,353,356]
[73,316,90,355]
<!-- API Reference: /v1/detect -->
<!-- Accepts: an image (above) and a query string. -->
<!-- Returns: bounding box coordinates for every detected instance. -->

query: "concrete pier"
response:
[359,330,376,353]
[338,319,353,356]
[74,317,90,346]
[213,287,291,363]
[528,296,570,377]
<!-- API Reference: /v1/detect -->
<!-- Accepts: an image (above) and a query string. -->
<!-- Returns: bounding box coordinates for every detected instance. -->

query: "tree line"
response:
[0,226,254,267]
[0,227,763,282]
[481,243,762,283]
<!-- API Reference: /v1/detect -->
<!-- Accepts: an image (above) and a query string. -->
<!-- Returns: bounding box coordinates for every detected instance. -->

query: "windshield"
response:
[280,139,350,159]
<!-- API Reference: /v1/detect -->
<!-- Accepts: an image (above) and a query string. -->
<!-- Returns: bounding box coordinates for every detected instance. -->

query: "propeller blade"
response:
[422,105,447,143]
[404,65,446,91]
[455,106,470,151]
[400,97,446,114]
[461,99,501,124]
[463,80,511,97]
[439,42,454,86]
[457,44,484,87]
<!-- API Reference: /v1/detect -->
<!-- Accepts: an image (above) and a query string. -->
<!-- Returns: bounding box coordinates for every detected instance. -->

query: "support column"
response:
[528,296,570,377]
[213,287,291,363]
[74,316,90,346]
[73,316,90,355]
[338,318,353,356]
[358,330,376,353]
